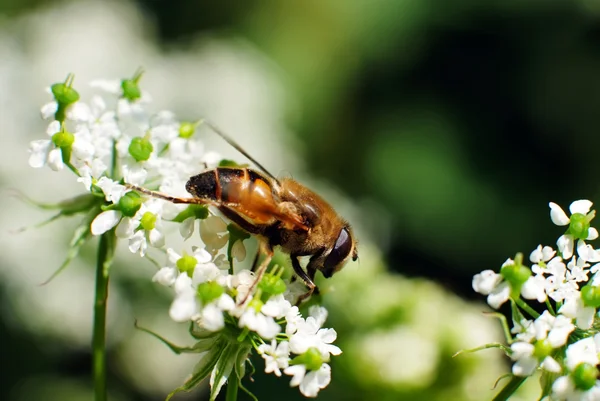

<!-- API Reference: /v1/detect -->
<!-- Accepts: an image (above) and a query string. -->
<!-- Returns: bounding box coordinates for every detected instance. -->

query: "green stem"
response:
[492,375,526,401]
[92,232,117,401]
[226,370,239,401]
[514,297,540,319]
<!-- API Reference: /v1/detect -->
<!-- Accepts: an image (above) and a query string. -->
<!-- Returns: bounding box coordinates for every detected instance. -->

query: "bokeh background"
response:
[1,0,599,400]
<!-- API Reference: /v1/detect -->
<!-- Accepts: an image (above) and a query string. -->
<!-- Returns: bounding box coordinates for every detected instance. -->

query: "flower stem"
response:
[92,231,117,401]
[514,297,540,318]
[226,371,239,401]
[492,375,526,401]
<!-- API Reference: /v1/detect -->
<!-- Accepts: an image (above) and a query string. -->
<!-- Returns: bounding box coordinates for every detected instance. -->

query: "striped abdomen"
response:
[185,168,305,229]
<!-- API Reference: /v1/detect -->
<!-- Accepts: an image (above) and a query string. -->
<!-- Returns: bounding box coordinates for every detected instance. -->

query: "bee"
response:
[129,121,358,303]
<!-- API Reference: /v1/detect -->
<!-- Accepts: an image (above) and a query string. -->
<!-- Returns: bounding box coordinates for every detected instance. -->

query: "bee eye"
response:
[322,227,353,278]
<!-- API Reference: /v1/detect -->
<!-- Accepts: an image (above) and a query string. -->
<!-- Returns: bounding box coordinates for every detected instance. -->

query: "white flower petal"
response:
[91,210,122,235]
[550,202,570,226]
[570,200,593,215]
[487,282,510,309]
[40,101,58,119]
[588,227,599,240]
[541,356,561,373]
[169,293,197,322]
[28,140,52,168]
[557,235,574,260]
[152,267,178,286]
[47,148,64,171]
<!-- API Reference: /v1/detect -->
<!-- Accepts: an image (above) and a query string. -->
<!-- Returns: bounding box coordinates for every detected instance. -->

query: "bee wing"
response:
[222,179,308,231]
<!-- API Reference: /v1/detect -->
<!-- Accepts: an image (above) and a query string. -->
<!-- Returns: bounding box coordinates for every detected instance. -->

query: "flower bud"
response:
[51,131,75,148]
[291,348,325,371]
[572,363,598,391]
[128,136,153,162]
[581,285,600,308]
[533,339,553,359]
[500,263,531,288]
[121,69,143,101]
[178,122,197,139]
[51,82,80,105]
[176,254,197,277]
[197,281,224,305]
[118,191,143,216]
[140,212,157,231]
[569,213,591,240]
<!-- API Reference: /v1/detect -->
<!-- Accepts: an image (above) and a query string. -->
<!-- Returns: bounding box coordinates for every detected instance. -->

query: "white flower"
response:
[565,337,599,371]
[258,340,290,377]
[28,121,64,171]
[284,363,331,398]
[549,201,598,260]
[96,177,128,203]
[91,210,122,236]
[510,341,561,376]
[530,245,556,264]
[559,296,596,330]
[116,199,165,256]
[238,307,281,339]
[533,311,575,348]
[289,306,341,359]
[169,274,198,322]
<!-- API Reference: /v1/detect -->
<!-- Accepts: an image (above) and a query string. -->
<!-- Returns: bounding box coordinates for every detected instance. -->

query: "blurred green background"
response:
[2,0,599,400]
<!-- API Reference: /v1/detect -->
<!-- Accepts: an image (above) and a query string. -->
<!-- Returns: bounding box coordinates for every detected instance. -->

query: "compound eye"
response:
[322,227,353,278]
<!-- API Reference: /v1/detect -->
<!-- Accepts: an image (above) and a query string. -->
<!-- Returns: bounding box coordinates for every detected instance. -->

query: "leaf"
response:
[209,342,238,401]
[40,206,100,284]
[453,342,511,358]
[235,346,257,401]
[166,339,226,400]
[9,190,99,215]
[189,321,221,340]
[135,321,218,354]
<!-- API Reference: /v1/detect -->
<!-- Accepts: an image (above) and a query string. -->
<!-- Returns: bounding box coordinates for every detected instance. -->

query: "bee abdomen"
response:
[186,168,272,203]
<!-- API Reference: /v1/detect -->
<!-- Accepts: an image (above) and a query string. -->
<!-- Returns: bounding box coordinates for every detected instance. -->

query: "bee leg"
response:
[125,184,210,205]
[250,250,260,272]
[239,241,273,306]
[291,255,318,305]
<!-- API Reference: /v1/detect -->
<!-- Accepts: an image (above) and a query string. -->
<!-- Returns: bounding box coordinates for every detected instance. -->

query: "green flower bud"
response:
[121,69,144,101]
[572,363,598,391]
[140,212,157,231]
[197,281,224,305]
[500,263,531,288]
[178,122,197,139]
[291,348,325,371]
[581,285,600,308]
[51,131,75,148]
[259,272,287,297]
[570,213,591,240]
[128,136,153,162]
[121,79,141,101]
[51,82,80,105]
[118,191,143,216]
[176,254,197,277]
[533,339,553,360]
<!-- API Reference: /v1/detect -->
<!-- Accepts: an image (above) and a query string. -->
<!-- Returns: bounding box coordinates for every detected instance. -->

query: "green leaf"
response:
[235,346,257,401]
[40,206,100,284]
[10,191,99,215]
[209,342,239,401]
[135,321,218,354]
[166,339,225,400]
[452,342,511,358]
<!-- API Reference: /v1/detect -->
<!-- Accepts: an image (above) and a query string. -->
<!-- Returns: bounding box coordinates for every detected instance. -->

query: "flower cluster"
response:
[27,73,341,399]
[472,200,600,400]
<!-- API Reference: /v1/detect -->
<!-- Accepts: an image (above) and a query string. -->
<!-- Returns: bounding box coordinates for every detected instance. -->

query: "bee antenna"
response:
[202,120,281,185]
